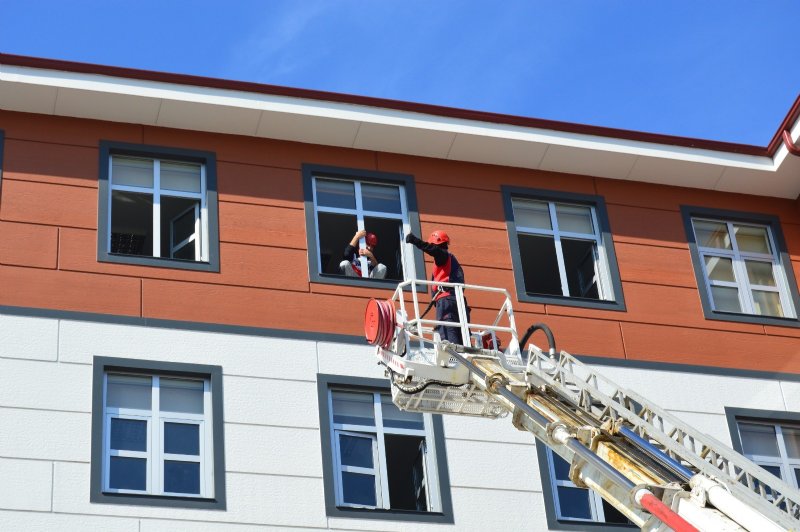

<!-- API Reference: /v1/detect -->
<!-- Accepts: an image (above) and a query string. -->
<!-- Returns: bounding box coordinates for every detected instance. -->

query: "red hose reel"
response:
[364,298,396,349]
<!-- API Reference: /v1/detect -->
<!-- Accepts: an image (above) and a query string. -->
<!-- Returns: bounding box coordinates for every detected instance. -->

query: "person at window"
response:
[340,229,387,279]
[405,230,470,344]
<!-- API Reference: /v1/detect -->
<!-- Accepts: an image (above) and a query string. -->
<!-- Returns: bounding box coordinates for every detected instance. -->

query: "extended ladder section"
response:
[365,280,800,532]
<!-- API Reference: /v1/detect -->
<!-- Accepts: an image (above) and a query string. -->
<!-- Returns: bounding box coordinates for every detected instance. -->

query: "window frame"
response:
[502,186,626,310]
[316,374,453,523]
[682,206,800,327]
[536,444,636,531]
[725,407,800,492]
[302,164,426,290]
[97,141,220,272]
[90,356,226,509]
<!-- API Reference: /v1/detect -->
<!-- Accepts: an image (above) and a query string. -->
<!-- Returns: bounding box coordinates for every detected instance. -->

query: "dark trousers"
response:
[435,295,470,344]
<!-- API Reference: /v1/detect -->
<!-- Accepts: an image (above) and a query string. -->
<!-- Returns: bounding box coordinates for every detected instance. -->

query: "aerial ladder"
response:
[364,280,800,531]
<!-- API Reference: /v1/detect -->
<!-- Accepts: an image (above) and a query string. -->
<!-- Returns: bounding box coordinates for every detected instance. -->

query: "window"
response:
[682,207,800,326]
[303,165,426,288]
[98,142,220,272]
[726,408,800,501]
[90,357,226,509]
[537,445,633,530]
[502,187,625,310]
[316,374,453,523]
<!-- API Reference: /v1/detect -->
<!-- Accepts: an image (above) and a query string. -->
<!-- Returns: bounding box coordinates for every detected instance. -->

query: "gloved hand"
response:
[405,233,417,244]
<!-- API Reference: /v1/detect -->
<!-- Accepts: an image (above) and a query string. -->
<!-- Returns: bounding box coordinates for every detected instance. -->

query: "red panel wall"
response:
[2,110,800,373]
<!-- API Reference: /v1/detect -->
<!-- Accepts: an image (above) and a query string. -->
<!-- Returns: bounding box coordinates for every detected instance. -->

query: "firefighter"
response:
[340,229,387,279]
[405,230,470,344]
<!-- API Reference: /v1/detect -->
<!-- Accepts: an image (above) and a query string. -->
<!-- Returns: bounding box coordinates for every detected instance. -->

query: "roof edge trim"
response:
[0,52,783,157]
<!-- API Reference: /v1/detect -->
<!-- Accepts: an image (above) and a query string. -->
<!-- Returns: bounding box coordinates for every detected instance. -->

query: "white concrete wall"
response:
[0,313,795,531]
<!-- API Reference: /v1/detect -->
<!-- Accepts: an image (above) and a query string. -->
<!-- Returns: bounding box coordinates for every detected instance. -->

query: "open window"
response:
[317,374,453,523]
[98,142,219,272]
[502,187,625,310]
[303,165,425,288]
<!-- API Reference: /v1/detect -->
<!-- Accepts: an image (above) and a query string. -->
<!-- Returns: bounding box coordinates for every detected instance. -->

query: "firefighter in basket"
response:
[405,230,470,344]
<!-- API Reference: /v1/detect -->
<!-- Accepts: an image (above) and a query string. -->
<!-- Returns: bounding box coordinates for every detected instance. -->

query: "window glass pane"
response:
[160,378,204,414]
[753,291,784,317]
[753,464,783,502]
[109,456,147,490]
[161,196,200,260]
[316,178,356,209]
[794,468,800,487]
[362,183,401,214]
[112,156,153,188]
[364,216,404,281]
[552,452,571,481]
[740,423,780,457]
[705,256,736,282]
[694,220,731,249]
[107,374,152,410]
[339,434,374,468]
[734,225,771,254]
[164,422,200,456]
[518,234,561,296]
[557,486,593,519]
[317,212,358,275]
[746,261,777,287]
[381,397,424,430]
[341,472,377,506]
[111,191,153,256]
[513,199,552,230]
[711,286,741,313]
[110,418,147,451]
[161,161,201,193]
[332,391,375,426]
[164,460,200,494]
[561,239,600,299]
[782,427,800,459]
[556,204,594,234]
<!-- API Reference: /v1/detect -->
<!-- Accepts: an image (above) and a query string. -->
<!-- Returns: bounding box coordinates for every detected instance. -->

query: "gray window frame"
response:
[302,164,426,290]
[502,186,626,310]
[90,356,226,509]
[97,141,220,272]
[536,444,636,531]
[681,206,800,327]
[316,373,453,523]
[726,407,800,457]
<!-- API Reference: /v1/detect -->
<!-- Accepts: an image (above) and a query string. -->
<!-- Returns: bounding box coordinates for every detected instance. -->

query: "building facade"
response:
[1,54,800,530]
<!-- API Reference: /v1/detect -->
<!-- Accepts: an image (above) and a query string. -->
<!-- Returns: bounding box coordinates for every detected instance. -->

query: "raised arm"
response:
[405,233,449,266]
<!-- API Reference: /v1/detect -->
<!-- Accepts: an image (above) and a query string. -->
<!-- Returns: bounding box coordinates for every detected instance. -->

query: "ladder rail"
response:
[528,347,800,528]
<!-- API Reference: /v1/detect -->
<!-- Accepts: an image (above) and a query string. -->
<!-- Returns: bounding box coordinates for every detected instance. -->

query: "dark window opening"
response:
[111,191,153,256]
[316,212,404,281]
[317,212,358,275]
[384,434,427,511]
[518,234,561,296]
[364,216,403,281]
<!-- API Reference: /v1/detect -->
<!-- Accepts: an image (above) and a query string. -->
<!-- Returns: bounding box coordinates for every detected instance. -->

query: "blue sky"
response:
[2,1,798,145]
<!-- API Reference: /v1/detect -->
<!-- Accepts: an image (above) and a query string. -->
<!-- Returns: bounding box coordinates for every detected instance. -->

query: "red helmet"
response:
[427,230,450,245]
[365,232,378,247]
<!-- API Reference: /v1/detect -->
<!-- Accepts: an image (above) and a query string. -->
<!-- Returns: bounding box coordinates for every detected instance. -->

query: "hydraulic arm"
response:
[365,280,800,531]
